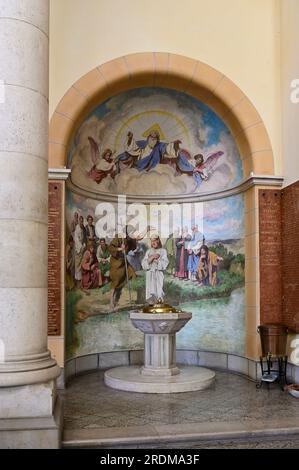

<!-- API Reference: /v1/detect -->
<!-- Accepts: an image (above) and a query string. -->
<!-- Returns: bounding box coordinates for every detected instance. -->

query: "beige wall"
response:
[49,0,281,174]
[281,0,299,187]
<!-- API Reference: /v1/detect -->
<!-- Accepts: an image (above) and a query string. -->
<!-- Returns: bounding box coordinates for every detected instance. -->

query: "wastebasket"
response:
[257,323,288,357]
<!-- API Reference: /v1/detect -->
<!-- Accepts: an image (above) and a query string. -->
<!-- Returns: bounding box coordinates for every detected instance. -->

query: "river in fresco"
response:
[73,288,245,358]
[177,287,245,355]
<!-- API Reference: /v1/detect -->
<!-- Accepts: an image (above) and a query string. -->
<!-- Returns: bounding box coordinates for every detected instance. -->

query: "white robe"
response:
[95,158,116,172]
[74,225,85,280]
[125,137,178,161]
[142,248,169,302]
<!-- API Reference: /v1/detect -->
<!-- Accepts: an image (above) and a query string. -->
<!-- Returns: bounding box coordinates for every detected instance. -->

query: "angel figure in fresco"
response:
[87,137,117,184]
[174,150,224,190]
[116,131,224,190]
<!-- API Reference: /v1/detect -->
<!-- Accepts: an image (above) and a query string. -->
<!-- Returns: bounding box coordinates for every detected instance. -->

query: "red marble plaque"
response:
[281,182,299,333]
[48,181,62,336]
[259,189,282,325]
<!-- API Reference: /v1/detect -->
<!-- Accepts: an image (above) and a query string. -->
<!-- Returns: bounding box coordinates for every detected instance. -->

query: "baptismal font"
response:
[104,300,215,393]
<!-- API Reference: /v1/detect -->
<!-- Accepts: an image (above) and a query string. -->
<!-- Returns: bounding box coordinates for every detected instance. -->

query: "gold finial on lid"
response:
[142,298,182,314]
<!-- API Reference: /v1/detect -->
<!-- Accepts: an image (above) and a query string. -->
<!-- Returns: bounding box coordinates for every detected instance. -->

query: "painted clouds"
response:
[69,88,243,196]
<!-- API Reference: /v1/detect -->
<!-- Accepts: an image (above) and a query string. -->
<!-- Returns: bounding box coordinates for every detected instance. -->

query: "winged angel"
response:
[177,149,224,190]
[87,137,117,184]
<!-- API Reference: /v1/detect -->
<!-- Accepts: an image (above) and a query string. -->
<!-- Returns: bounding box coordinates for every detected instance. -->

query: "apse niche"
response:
[65,87,245,360]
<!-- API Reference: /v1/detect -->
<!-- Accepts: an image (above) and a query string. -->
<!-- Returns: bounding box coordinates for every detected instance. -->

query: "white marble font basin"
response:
[130,311,192,334]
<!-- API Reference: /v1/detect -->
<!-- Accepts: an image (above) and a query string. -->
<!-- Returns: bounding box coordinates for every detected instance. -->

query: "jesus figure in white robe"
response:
[142,234,169,303]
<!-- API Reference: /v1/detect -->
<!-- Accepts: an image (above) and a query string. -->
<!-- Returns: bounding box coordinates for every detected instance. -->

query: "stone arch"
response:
[49,52,275,177]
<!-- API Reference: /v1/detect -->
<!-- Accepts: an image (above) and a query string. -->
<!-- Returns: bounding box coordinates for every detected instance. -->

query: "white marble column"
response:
[0,0,61,448]
[142,333,180,376]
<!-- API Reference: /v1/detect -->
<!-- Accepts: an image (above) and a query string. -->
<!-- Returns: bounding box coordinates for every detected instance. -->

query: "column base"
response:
[0,395,63,449]
[104,365,215,394]
[0,352,60,387]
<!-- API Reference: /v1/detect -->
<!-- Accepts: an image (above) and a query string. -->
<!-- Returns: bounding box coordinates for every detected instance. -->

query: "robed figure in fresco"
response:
[108,224,154,309]
[81,242,101,289]
[96,238,111,284]
[165,233,176,275]
[187,225,202,281]
[124,224,153,272]
[197,245,223,286]
[70,211,79,234]
[74,215,87,287]
[117,131,182,172]
[175,228,191,280]
[85,214,98,243]
[108,235,136,310]
[142,234,169,303]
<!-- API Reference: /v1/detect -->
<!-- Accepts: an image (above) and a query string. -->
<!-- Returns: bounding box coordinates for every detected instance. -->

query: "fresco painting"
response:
[65,191,245,359]
[68,88,243,196]
[66,87,245,360]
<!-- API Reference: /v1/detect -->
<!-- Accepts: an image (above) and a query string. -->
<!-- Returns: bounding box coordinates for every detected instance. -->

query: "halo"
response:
[114,110,191,151]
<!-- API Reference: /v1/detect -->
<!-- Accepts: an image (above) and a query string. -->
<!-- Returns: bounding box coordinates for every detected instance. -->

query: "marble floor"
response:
[62,369,299,448]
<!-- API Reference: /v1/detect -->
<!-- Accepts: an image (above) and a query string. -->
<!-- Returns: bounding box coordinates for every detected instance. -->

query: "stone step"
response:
[62,418,299,449]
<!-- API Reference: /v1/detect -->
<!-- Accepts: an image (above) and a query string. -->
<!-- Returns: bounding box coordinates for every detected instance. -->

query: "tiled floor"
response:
[62,369,299,448]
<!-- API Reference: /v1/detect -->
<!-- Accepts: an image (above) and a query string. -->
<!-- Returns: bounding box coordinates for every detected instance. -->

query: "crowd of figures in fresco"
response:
[66,211,226,310]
